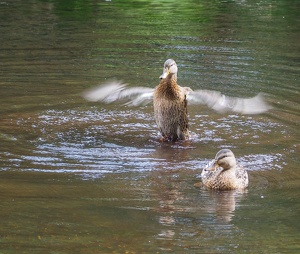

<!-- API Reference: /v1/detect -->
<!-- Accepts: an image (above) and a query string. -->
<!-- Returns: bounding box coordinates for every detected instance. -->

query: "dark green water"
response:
[1,0,300,253]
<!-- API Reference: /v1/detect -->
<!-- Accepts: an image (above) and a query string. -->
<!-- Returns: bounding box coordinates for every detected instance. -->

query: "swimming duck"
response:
[201,149,249,190]
[83,59,270,141]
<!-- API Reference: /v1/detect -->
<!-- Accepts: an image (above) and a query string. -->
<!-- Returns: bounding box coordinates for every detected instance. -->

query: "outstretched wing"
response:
[83,80,155,106]
[186,89,271,114]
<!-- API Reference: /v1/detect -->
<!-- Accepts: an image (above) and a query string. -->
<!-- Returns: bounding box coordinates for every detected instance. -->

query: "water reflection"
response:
[202,189,247,223]
[150,142,194,162]
[147,163,248,245]
[3,107,290,181]
[1,0,300,252]
[151,188,247,249]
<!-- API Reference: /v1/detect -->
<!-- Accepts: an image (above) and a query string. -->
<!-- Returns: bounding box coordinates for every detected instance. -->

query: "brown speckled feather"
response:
[201,149,249,190]
[153,75,190,141]
[201,161,248,190]
[82,59,270,142]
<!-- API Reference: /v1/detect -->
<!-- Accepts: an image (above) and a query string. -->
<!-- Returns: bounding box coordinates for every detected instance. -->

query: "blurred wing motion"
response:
[83,80,271,114]
[186,90,271,114]
[83,80,155,106]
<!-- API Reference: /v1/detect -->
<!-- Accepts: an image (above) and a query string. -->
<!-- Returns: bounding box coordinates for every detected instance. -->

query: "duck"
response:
[153,59,191,140]
[201,149,249,190]
[83,59,271,141]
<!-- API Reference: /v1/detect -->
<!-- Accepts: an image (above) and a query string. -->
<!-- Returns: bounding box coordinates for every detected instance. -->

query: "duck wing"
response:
[186,89,271,114]
[235,163,249,187]
[83,80,155,106]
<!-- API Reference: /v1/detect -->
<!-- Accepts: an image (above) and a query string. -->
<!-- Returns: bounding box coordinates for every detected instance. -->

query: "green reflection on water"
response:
[1,170,300,253]
[1,0,300,253]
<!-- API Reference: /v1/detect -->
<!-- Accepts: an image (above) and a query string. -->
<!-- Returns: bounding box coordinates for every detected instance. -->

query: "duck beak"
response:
[159,69,169,79]
[204,160,219,171]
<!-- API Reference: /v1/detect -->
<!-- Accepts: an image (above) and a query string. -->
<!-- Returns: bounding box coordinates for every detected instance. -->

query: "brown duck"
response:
[201,149,249,190]
[153,59,191,140]
[83,59,271,141]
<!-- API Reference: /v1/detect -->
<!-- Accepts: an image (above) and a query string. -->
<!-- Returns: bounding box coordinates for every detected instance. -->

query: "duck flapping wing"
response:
[83,80,271,114]
[83,80,155,106]
[186,89,271,114]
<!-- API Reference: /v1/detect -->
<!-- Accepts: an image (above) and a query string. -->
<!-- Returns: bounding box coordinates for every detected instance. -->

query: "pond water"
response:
[1,0,300,253]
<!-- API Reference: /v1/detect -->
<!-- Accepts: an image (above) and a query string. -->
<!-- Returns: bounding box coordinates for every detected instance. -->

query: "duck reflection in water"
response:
[83,59,271,141]
[204,189,247,223]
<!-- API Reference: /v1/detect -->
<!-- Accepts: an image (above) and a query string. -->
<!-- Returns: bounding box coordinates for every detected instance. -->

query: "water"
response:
[1,0,300,253]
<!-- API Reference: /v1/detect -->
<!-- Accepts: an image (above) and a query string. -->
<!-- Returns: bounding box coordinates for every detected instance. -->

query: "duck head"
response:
[204,149,237,171]
[159,59,178,79]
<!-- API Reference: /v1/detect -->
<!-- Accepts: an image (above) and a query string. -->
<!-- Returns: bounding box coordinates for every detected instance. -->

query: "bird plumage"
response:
[83,59,271,141]
[153,69,190,140]
[201,149,249,190]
